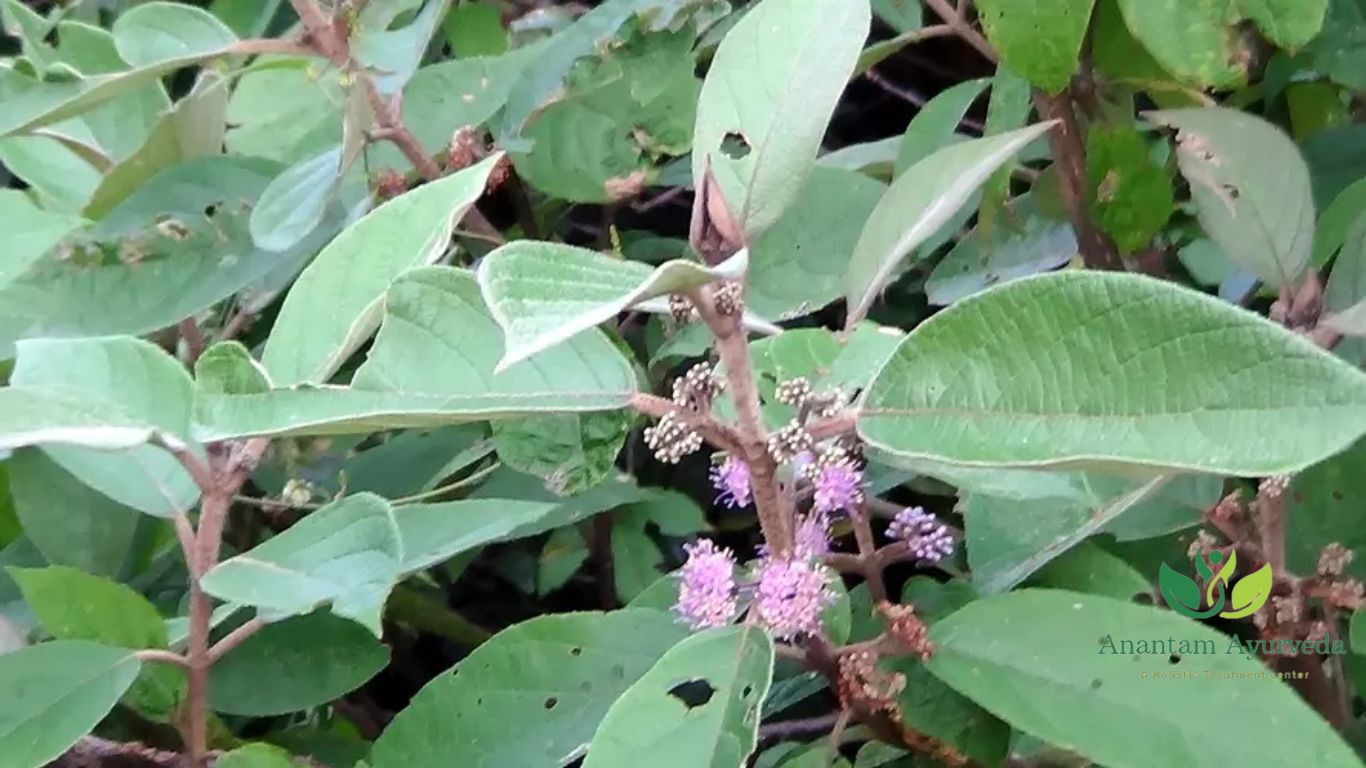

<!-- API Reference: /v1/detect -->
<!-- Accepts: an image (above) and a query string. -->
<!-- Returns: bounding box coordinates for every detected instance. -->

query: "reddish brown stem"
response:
[690,287,794,554]
[207,617,266,664]
[1034,90,1125,271]
[922,0,997,61]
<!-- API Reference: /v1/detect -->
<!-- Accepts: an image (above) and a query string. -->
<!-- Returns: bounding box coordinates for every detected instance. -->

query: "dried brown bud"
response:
[668,294,696,325]
[446,126,481,172]
[836,649,904,715]
[485,153,513,193]
[1326,579,1365,610]
[1271,595,1302,625]
[372,169,408,200]
[1318,542,1353,578]
[1258,474,1290,500]
[1186,529,1218,561]
[879,603,934,661]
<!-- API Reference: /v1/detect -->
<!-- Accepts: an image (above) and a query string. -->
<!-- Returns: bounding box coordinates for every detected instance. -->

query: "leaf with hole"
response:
[691,0,871,241]
[369,610,689,768]
[1149,108,1315,288]
[974,0,1095,92]
[583,624,774,768]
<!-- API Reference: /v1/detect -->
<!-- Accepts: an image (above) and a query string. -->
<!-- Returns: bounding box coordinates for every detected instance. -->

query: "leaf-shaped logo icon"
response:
[1204,549,1237,608]
[1160,562,1222,619]
[1220,563,1273,619]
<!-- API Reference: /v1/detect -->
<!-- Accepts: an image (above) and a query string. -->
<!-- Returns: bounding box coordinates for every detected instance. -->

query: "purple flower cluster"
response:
[752,556,834,639]
[710,454,752,509]
[811,456,864,514]
[888,506,955,563]
[675,540,738,629]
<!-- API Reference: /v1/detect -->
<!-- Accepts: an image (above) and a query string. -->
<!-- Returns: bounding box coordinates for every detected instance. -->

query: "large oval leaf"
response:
[583,624,774,768]
[369,610,690,768]
[843,122,1055,324]
[691,0,870,242]
[262,154,502,386]
[1149,108,1314,288]
[974,0,1095,92]
[0,641,142,768]
[858,271,1366,475]
[925,590,1360,768]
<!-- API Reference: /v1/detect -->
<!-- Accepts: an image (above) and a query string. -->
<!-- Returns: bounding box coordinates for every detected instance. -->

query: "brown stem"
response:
[922,0,997,61]
[629,392,746,455]
[690,287,794,554]
[590,515,617,609]
[807,410,858,442]
[1257,482,1286,574]
[1033,90,1124,271]
[758,712,842,741]
[134,649,191,669]
[207,618,266,663]
[178,319,206,364]
[229,37,316,57]
[850,504,888,603]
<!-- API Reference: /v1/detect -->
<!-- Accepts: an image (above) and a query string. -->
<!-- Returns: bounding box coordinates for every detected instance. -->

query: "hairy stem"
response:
[922,0,997,61]
[691,287,794,554]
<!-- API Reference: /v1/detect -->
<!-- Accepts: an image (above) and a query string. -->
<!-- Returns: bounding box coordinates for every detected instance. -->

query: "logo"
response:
[1159,549,1272,620]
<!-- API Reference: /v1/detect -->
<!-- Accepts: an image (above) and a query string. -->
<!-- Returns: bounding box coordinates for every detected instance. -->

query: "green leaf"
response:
[924,590,1361,768]
[225,60,342,164]
[201,493,403,635]
[974,0,1095,92]
[353,0,454,95]
[249,145,344,252]
[691,0,871,241]
[111,1,238,67]
[584,625,774,768]
[1287,436,1366,582]
[894,79,988,176]
[0,190,83,290]
[10,566,183,721]
[1241,0,1328,49]
[964,476,1169,593]
[215,743,299,768]
[396,484,640,572]
[539,526,589,595]
[0,156,323,357]
[442,1,507,58]
[843,122,1055,323]
[858,271,1366,475]
[262,154,503,385]
[194,269,639,440]
[477,241,742,368]
[1027,541,1152,600]
[925,192,1076,306]
[1113,0,1243,87]
[744,169,885,320]
[81,71,231,220]
[0,641,142,768]
[0,136,102,213]
[7,450,140,577]
[493,411,632,495]
[1085,123,1173,253]
[209,611,389,716]
[369,610,689,768]
[12,336,199,517]
[1326,209,1366,366]
[0,387,154,452]
[1149,108,1315,288]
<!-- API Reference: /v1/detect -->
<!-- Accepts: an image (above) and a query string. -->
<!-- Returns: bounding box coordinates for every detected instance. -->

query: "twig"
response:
[758,712,843,741]
[207,618,266,664]
[922,0,998,62]
[386,585,493,646]
[850,504,888,602]
[178,318,207,364]
[135,649,191,669]
[1033,90,1125,271]
[229,38,316,57]
[863,68,929,107]
[233,493,323,511]
[389,462,502,505]
[630,392,747,455]
[632,186,688,214]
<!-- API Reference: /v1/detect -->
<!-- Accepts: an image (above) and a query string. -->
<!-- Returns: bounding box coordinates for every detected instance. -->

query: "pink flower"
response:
[753,556,834,640]
[888,506,955,564]
[794,512,831,559]
[675,539,738,629]
[812,457,863,514]
[710,454,752,508]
